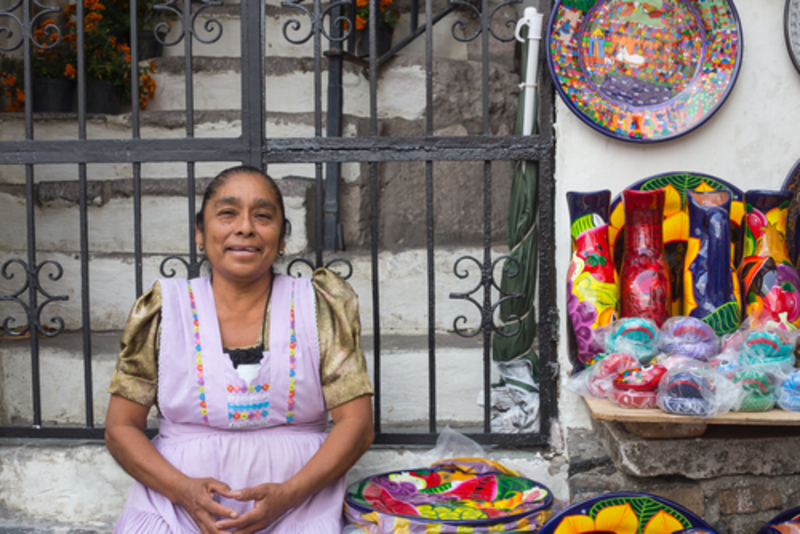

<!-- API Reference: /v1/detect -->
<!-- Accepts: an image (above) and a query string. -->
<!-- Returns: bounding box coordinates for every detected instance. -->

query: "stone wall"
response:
[568,425,800,534]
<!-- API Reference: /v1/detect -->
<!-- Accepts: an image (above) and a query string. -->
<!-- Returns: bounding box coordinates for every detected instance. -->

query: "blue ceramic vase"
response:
[683,190,741,336]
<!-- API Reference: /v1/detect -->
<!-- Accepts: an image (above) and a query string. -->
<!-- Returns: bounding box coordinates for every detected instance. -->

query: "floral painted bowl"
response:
[538,491,717,534]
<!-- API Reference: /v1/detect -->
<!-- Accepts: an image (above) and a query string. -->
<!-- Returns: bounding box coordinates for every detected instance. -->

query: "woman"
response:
[106,165,374,534]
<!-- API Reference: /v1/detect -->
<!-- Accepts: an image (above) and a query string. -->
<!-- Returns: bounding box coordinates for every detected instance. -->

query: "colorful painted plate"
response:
[609,172,743,316]
[787,0,800,74]
[758,506,800,534]
[344,460,554,527]
[780,158,800,266]
[539,492,718,534]
[547,0,743,143]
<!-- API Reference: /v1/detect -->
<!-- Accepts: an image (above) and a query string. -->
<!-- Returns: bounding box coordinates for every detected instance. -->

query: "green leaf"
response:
[586,253,607,267]
[701,301,742,336]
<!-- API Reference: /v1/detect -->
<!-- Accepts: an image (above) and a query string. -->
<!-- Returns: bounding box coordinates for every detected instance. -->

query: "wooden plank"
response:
[583,397,800,426]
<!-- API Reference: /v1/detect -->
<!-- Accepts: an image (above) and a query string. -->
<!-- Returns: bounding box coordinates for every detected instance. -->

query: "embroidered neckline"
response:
[187,280,209,426]
[287,278,296,424]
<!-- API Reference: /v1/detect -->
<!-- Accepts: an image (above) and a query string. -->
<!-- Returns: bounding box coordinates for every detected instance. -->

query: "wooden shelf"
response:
[583,397,800,438]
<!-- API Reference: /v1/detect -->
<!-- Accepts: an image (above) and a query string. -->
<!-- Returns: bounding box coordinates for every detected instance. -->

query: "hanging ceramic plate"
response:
[539,492,718,534]
[344,459,554,527]
[781,158,800,266]
[608,172,743,316]
[786,0,800,74]
[758,506,800,534]
[546,0,743,143]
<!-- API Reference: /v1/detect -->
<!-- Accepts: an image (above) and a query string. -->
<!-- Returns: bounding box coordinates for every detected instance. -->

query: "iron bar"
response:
[324,0,344,251]
[131,2,144,297]
[0,134,553,164]
[21,1,41,428]
[425,0,436,434]
[241,0,265,169]
[314,0,324,267]
[481,0,492,435]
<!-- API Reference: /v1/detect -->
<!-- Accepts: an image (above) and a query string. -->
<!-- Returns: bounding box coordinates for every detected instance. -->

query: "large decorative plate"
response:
[786,0,800,74]
[780,158,800,266]
[547,0,743,143]
[344,458,554,527]
[608,172,743,316]
[758,506,800,534]
[539,492,718,534]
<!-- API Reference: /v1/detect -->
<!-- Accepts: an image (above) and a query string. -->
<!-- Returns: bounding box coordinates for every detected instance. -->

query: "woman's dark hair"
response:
[196,165,289,242]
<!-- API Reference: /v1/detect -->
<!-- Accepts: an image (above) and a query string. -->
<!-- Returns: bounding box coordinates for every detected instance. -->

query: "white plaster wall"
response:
[556,1,800,430]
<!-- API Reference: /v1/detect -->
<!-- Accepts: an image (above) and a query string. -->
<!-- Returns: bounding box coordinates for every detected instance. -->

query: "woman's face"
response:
[196,172,285,285]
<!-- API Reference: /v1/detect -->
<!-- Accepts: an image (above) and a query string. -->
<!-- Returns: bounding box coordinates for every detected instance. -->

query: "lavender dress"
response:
[114,275,345,533]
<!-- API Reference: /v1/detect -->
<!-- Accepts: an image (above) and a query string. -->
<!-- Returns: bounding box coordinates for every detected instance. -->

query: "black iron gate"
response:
[0,0,556,447]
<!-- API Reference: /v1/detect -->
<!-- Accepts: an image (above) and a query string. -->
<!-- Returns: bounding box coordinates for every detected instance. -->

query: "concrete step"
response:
[154,1,477,62]
[0,110,364,181]
[0,329,498,428]
[0,440,567,529]
[0,247,509,334]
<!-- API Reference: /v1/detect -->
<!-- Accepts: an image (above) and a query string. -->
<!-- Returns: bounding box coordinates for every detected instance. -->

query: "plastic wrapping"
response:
[778,371,800,411]
[731,369,777,412]
[657,366,743,417]
[659,316,720,360]
[739,329,798,373]
[608,365,667,409]
[565,353,638,400]
[601,317,661,363]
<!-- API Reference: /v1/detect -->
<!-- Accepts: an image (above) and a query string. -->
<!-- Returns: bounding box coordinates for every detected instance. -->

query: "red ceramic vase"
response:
[620,189,671,327]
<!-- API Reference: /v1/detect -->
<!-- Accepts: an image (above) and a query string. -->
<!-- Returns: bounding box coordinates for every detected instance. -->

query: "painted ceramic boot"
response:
[620,189,671,327]
[566,190,619,372]
[683,190,741,335]
[739,190,800,328]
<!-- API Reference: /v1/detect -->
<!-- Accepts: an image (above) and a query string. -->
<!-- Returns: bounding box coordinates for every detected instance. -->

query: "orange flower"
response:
[147,61,155,73]
[64,64,76,79]
[64,4,76,17]
[5,75,16,86]
[86,12,103,25]
[356,0,368,7]
[380,0,393,6]
[355,14,366,30]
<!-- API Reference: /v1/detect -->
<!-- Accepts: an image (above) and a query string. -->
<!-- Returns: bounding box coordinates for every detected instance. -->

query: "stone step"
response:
[0,329,496,428]
[0,247,509,334]
[154,1,477,62]
[0,110,365,182]
[0,440,566,529]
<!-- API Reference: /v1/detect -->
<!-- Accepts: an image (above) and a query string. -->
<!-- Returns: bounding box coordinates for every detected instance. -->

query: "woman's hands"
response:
[214,482,299,533]
[174,477,239,534]
[106,395,239,534]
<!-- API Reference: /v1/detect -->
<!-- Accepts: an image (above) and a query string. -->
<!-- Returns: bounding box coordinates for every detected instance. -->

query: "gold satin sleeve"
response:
[107,269,373,411]
[107,281,162,407]
[311,268,374,409]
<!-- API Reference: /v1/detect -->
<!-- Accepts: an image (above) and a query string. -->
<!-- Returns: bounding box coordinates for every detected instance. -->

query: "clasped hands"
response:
[176,476,297,534]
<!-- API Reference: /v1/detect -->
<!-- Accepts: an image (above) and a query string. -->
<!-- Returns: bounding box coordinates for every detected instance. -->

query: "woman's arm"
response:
[105,394,239,534]
[215,394,374,533]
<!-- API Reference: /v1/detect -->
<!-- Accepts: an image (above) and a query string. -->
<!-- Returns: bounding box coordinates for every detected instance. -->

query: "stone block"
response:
[719,486,782,515]
[593,421,800,479]
[566,428,611,476]
[648,485,705,518]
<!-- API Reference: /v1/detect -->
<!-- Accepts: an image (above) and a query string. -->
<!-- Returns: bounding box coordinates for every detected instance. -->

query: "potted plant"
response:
[62,0,157,113]
[352,0,401,57]
[0,56,25,112]
[31,19,77,112]
[101,0,171,59]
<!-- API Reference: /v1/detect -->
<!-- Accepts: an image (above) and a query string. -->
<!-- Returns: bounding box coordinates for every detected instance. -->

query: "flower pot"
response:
[33,78,75,113]
[137,29,164,60]
[86,80,123,115]
[356,21,394,57]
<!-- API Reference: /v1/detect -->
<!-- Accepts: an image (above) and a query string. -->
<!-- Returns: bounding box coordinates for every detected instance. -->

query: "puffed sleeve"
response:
[107,282,162,407]
[312,268,374,409]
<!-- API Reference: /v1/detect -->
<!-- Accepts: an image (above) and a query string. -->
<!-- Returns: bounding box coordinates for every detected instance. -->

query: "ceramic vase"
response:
[739,190,800,328]
[683,190,741,335]
[620,189,671,327]
[566,190,619,372]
